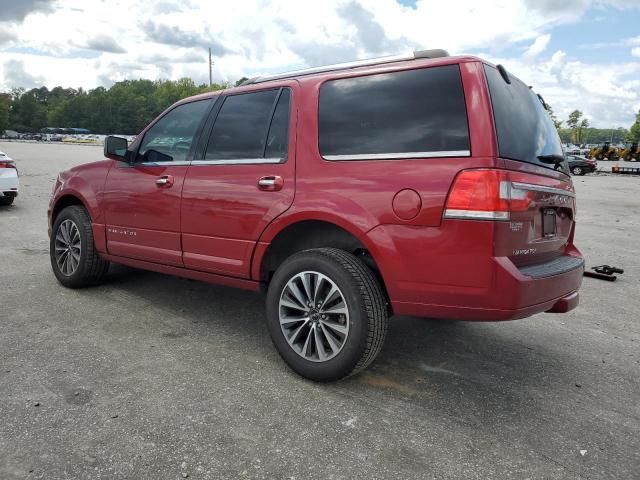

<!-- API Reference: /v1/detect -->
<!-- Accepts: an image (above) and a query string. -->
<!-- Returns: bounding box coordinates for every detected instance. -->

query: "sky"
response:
[0,0,639,128]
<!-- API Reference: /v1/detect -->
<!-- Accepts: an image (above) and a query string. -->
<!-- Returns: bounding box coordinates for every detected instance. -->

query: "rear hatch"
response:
[483,64,580,275]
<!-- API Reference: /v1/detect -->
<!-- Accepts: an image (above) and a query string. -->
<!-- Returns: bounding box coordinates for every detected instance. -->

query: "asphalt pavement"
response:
[1,142,639,479]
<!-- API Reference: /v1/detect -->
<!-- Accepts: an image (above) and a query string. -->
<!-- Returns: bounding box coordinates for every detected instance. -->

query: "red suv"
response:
[48,50,583,381]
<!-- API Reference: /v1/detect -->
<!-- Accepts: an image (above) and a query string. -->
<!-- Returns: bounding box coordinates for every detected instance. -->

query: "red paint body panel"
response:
[101,254,260,292]
[180,81,298,277]
[48,55,583,322]
[102,163,188,266]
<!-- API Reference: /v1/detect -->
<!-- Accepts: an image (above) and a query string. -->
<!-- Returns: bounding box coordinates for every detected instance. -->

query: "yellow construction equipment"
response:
[619,142,639,162]
[587,142,619,161]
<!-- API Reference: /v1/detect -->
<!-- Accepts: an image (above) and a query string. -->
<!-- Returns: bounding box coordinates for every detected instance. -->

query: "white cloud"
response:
[525,34,552,57]
[632,47,640,58]
[0,0,639,126]
[482,50,640,127]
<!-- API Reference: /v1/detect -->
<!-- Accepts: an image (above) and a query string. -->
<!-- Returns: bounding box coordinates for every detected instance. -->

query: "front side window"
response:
[205,88,291,161]
[137,99,212,163]
[319,65,470,160]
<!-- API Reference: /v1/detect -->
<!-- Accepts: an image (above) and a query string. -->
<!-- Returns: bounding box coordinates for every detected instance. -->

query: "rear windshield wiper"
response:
[537,154,565,166]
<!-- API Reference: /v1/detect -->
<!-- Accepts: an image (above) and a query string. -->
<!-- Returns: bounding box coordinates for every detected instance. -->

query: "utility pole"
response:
[209,48,213,88]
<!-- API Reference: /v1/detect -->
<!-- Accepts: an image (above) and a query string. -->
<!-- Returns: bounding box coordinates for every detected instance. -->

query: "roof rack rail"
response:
[243,49,449,86]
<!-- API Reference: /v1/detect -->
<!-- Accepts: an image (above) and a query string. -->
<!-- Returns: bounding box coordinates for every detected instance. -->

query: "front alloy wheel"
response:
[54,219,82,276]
[50,205,109,288]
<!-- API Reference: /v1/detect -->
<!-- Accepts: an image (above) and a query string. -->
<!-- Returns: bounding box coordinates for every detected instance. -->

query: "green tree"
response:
[566,110,590,144]
[0,93,10,134]
[235,76,249,87]
[627,110,640,142]
[547,105,562,130]
[0,78,225,134]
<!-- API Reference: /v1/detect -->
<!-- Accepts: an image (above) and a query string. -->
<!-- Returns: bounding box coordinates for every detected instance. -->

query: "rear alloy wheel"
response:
[50,205,109,288]
[279,271,350,363]
[266,248,388,381]
[571,166,583,175]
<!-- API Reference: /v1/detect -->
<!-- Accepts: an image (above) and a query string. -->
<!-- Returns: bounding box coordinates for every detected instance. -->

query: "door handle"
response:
[258,175,283,191]
[156,175,174,187]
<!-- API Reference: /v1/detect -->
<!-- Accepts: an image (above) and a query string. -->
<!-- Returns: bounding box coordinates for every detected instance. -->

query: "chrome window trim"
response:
[137,161,191,167]
[511,182,576,198]
[135,157,284,167]
[323,150,470,161]
[191,157,283,166]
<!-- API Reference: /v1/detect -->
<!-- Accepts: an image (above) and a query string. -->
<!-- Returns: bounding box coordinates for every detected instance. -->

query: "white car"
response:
[0,151,19,206]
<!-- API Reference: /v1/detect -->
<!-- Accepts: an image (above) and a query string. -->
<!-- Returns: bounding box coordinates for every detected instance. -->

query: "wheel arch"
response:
[51,193,89,223]
[254,217,390,304]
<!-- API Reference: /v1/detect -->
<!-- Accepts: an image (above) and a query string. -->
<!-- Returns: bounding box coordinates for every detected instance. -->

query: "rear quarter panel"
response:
[254,60,499,287]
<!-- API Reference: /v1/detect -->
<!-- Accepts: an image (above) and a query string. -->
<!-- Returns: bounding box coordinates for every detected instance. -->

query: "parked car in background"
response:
[566,155,597,175]
[0,151,19,206]
[48,50,584,381]
[565,145,589,157]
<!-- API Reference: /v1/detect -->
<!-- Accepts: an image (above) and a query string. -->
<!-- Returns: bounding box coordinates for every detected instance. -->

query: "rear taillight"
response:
[444,169,512,220]
[444,168,572,221]
[0,161,16,169]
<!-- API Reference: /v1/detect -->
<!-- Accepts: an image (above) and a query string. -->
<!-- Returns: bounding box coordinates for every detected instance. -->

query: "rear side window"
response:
[484,65,564,170]
[205,88,290,161]
[319,65,469,160]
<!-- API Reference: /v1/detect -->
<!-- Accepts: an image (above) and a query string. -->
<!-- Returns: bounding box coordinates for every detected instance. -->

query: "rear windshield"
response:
[484,65,566,172]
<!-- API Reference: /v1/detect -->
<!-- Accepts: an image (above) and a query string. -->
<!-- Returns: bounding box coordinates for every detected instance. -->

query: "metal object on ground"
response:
[611,165,640,175]
[584,265,624,281]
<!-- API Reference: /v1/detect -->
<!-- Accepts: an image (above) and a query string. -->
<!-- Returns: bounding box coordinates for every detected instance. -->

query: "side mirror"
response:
[104,136,128,161]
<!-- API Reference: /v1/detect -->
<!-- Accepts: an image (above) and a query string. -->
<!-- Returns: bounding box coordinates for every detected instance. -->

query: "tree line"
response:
[549,108,640,144]
[0,78,231,136]
[1,78,640,142]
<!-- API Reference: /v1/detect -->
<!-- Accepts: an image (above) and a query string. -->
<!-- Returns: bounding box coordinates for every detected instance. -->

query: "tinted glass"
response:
[484,65,565,171]
[265,89,291,159]
[138,99,211,163]
[319,65,469,158]
[206,89,280,159]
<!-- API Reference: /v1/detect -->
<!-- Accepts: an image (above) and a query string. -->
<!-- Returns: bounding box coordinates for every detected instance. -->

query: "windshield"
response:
[484,65,567,174]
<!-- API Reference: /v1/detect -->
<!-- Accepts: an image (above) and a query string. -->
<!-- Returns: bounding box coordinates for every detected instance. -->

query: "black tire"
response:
[596,154,604,160]
[571,166,583,175]
[0,196,14,206]
[266,248,388,382]
[50,205,109,288]
[625,154,632,162]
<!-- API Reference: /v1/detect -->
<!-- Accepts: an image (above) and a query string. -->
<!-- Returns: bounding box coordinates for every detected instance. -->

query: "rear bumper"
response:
[392,289,580,321]
[0,173,19,196]
[546,291,579,313]
[363,224,584,321]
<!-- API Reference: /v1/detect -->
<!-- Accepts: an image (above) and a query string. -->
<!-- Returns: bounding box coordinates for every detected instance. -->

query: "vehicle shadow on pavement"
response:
[96,264,576,421]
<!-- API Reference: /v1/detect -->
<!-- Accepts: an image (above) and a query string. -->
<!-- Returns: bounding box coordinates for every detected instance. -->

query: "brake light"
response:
[0,161,16,169]
[444,170,511,220]
[444,169,537,221]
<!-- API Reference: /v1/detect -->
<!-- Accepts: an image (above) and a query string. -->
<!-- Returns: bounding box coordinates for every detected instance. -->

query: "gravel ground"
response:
[1,142,639,480]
